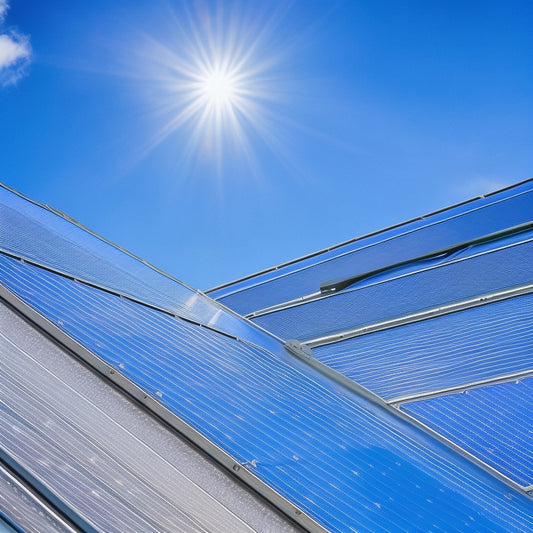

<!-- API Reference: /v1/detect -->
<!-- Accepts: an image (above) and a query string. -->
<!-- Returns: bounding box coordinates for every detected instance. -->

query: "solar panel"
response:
[401,378,533,488]
[212,180,533,315]
[313,293,533,401]
[252,235,533,341]
[2,253,531,532]
[0,185,274,347]
[0,300,298,533]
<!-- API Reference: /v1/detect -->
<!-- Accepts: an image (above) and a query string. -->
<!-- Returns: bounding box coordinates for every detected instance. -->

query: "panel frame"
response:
[0,283,325,533]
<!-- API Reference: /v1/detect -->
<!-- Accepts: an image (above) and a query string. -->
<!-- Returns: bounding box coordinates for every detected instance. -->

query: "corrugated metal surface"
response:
[0,462,79,533]
[313,294,533,401]
[211,181,533,314]
[1,254,533,532]
[253,235,533,341]
[401,378,533,487]
[0,300,300,533]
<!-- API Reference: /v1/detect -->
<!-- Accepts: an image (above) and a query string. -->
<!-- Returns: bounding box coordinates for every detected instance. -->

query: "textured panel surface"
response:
[402,378,533,487]
[313,294,533,401]
[0,301,298,533]
[0,185,271,346]
[1,255,533,532]
[0,463,78,533]
[254,236,533,341]
[213,182,533,315]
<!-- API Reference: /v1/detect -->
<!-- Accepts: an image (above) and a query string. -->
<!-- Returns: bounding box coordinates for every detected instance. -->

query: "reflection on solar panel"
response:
[1,180,533,531]
[401,378,533,488]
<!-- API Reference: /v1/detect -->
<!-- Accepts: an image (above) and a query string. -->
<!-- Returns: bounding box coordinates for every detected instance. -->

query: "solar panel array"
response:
[1,180,533,531]
[210,179,533,501]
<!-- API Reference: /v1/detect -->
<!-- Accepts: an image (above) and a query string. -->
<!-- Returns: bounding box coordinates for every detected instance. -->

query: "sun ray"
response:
[130,1,303,183]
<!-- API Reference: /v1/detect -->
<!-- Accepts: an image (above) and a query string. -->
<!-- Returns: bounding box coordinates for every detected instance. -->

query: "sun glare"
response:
[138,2,292,175]
[201,69,237,107]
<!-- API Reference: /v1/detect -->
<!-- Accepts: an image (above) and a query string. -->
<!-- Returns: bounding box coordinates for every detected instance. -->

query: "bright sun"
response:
[201,69,237,108]
[138,2,290,172]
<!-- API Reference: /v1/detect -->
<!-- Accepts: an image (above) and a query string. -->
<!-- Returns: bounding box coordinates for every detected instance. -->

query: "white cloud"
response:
[455,176,513,198]
[0,1,9,24]
[0,1,31,86]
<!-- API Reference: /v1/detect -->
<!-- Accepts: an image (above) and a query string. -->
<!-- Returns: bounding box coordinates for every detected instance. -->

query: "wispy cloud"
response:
[455,176,514,199]
[0,1,8,22]
[0,1,31,86]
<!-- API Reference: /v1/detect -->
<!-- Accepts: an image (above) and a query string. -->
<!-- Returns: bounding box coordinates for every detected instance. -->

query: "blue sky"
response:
[1,0,532,289]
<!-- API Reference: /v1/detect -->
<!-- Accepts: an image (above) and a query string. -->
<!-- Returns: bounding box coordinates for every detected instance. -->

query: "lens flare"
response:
[136,2,293,177]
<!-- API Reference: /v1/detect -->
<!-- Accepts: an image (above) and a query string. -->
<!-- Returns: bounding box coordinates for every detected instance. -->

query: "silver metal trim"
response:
[397,410,533,494]
[305,283,533,348]
[389,370,533,406]
[246,291,322,319]
[0,284,326,533]
[207,179,533,298]
[284,339,313,360]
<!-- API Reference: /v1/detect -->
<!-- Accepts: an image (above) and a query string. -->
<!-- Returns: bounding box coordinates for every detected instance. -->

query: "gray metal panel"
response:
[0,462,80,533]
[0,301,300,533]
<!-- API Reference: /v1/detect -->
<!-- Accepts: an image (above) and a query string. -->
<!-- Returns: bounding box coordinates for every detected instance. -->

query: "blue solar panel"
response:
[313,294,533,401]
[253,235,533,341]
[402,378,533,487]
[0,185,276,348]
[1,253,532,532]
[213,181,533,315]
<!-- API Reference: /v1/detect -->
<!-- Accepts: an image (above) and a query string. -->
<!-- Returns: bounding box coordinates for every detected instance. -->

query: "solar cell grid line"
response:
[210,181,533,314]
[0,301,301,533]
[400,378,533,489]
[1,255,533,531]
[252,235,533,342]
[312,293,533,402]
[0,352,257,533]
[2,332,264,531]
[0,185,281,349]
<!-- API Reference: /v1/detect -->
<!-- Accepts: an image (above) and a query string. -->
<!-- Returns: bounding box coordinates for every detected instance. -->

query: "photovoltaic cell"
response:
[0,185,278,349]
[0,301,298,533]
[313,294,533,401]
[253,236,533,341]
[0,335,266,532]
[214,184,533,315]
[1,254,532,532]
[401,378,533,487]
